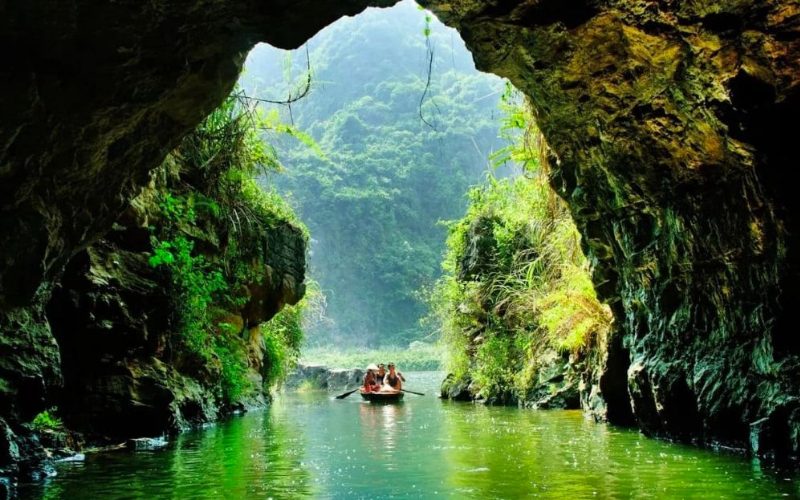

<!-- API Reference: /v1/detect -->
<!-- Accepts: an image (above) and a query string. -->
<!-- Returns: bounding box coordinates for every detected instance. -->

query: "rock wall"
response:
[43,157,307,440]
[284,364,366,392]
[421,0,800,457]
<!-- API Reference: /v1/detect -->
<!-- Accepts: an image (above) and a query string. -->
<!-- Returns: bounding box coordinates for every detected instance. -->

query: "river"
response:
[19,372,800,498]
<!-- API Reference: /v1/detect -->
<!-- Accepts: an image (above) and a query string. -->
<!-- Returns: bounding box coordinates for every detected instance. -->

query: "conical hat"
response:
[366,363,379,371]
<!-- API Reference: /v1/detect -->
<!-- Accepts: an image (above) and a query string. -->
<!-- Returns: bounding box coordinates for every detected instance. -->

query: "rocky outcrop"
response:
[0,0,392,476]
[421,0,800,457]
[284,364,365,392]
[440,353,582,410]
[43,160,307,440]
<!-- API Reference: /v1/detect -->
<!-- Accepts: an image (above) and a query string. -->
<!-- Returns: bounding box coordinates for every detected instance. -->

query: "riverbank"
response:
[300,343,442,372]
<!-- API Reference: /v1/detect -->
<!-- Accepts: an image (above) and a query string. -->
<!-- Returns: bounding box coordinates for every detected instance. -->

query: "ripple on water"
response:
[16,372,800,498]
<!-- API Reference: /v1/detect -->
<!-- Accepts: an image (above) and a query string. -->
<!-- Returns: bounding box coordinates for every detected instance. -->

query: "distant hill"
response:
[240,0,510,347]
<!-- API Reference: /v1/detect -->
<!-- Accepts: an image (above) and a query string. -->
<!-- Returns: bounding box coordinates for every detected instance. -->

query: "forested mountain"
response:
[240,0,510,347]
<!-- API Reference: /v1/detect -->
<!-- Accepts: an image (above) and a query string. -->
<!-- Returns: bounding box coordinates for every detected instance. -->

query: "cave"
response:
[2,0,799,480]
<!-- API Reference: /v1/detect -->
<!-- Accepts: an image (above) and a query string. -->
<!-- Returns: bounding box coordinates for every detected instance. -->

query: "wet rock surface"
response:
[44,164,307,440]
[440,374,474,402]
[0,0,392,474]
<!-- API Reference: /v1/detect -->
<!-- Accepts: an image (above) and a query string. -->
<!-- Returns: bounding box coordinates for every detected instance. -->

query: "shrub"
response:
[31,408,63,431]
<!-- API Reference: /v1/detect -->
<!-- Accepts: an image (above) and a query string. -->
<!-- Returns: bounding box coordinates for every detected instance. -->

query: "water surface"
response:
[21,372,800,498]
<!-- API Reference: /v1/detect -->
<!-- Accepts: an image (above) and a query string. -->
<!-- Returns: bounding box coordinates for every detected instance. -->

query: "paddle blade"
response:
[335,388,358,399]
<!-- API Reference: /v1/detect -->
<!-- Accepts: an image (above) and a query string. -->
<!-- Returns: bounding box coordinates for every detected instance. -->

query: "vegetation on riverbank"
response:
[430,90,612,402]
[301,342,442,371]
[148,90,311,402]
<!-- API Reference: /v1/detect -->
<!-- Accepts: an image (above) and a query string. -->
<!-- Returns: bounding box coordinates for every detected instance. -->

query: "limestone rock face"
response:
[0,0,396,442]
[285,364,366,392]
[44,170,307,438]
[421,0,800,455]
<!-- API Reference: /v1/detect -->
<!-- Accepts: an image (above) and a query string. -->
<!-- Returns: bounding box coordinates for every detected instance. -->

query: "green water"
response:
[20,372,799,498]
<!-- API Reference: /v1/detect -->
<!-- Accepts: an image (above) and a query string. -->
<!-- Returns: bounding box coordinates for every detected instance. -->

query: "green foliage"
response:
[149,236,227,358]
[241,2,510,347]
[31,408,63,431]
[262,300,304,384]
[148,89,313,403]
[430,96,612,401]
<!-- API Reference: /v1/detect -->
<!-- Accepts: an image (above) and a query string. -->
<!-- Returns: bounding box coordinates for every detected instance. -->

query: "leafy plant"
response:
[31,408,63,431]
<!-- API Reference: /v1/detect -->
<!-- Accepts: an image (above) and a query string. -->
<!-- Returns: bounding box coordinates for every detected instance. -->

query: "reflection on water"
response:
[22,402,313,499]
[20,372,800,498]
[359,400,410,467]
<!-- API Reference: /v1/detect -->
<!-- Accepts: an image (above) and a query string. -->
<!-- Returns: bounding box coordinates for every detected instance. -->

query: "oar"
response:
[335,387,360,399]
[401,389,425,396]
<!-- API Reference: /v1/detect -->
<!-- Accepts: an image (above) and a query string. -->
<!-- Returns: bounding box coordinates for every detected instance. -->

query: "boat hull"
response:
[360,390,404,403]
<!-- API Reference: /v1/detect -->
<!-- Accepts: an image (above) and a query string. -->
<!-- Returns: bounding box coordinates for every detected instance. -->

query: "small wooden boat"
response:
[360,389,404,403]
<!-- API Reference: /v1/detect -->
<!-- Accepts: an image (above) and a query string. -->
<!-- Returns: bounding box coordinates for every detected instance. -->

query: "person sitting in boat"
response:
[376,364,386,385]
[383,363,403,391]
[363,364,380,392]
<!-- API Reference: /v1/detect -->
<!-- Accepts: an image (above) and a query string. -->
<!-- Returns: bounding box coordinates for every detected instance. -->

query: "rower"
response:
[383,363,403,391]
[363,364,380,392]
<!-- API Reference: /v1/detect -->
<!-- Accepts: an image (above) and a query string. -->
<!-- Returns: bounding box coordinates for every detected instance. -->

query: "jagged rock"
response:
[0,418,50,482]
[285,364,329,390]
[421,0,800,456]
[440,373,473,402]
[127,437,168,451]
[0,306,62,426]
[520,351,582,410]
[56,453,85,463]
[36,153,307,441]
[327,369,366,391]
[458,216,500,281]
[0,0,392,473]
[527,384,580,410]
[0,477,12,500]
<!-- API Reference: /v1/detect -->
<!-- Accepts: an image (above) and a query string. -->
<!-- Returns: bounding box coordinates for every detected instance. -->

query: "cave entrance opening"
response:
[237,0,608,402]
[238,0,527,356]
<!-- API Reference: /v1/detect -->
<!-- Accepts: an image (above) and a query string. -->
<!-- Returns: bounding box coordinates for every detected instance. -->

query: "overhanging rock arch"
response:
[1,0,798,461]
